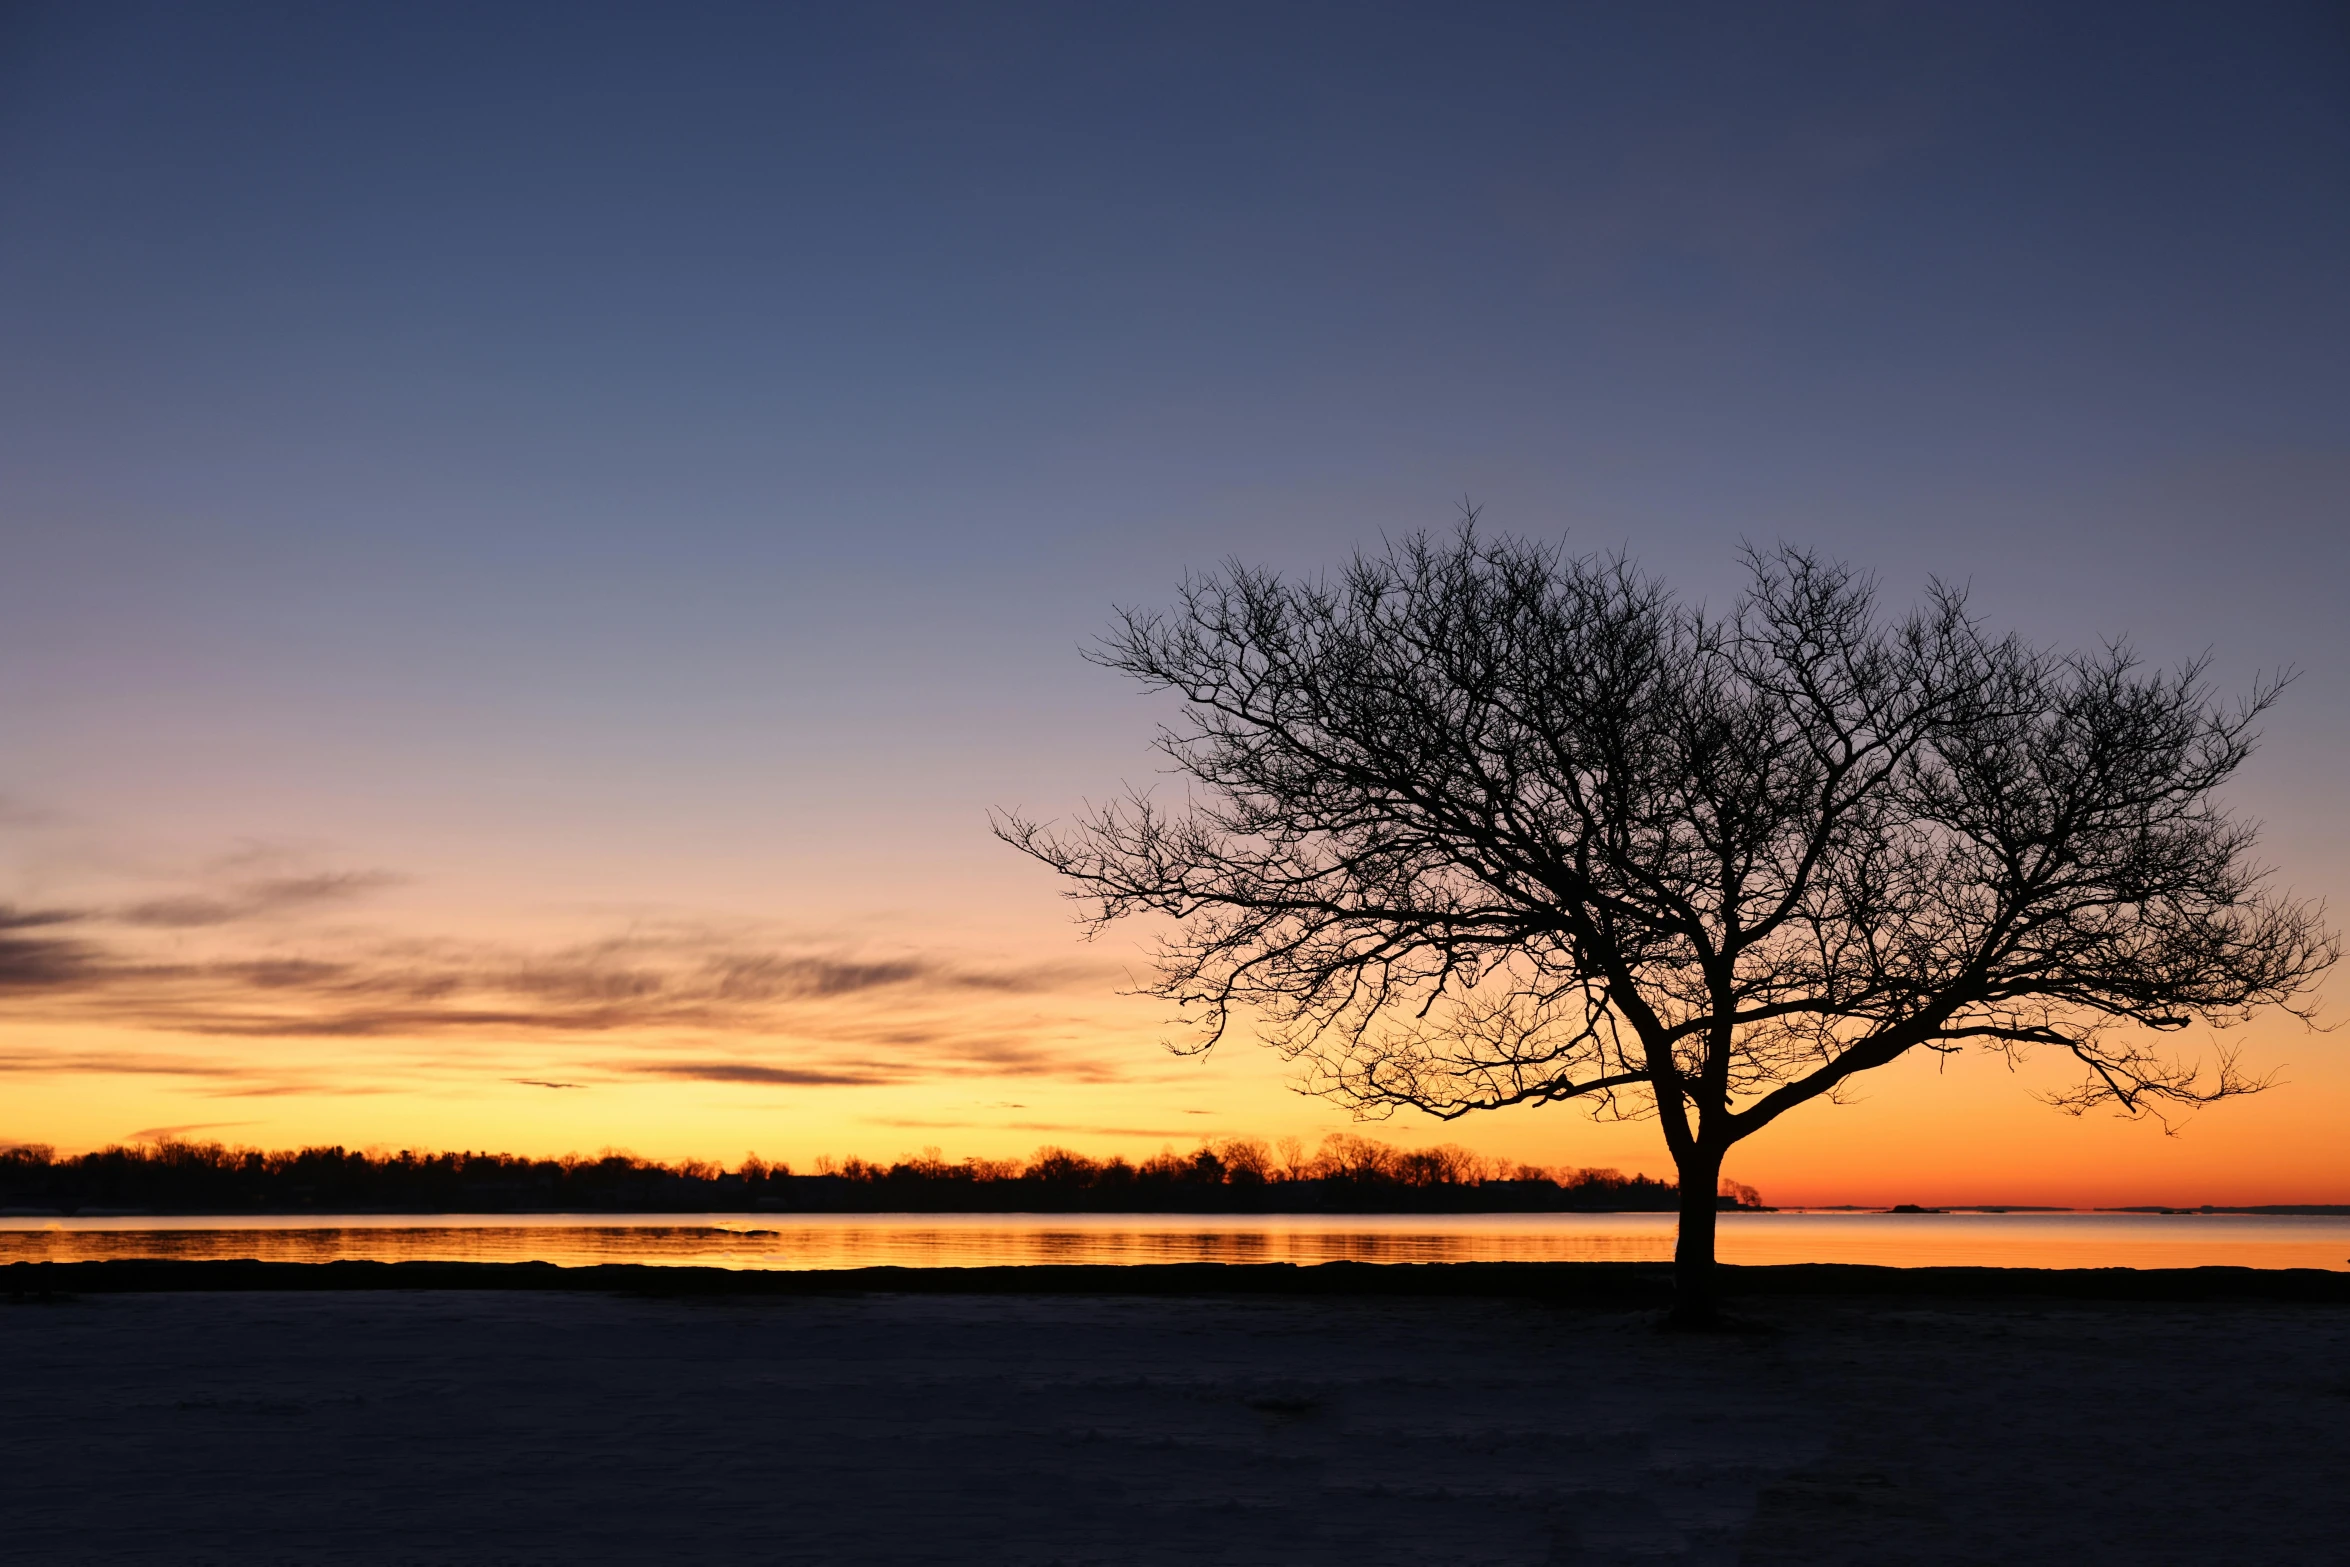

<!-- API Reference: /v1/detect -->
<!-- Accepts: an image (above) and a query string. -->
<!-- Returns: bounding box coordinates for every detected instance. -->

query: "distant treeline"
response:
[0,1134,1764,1215]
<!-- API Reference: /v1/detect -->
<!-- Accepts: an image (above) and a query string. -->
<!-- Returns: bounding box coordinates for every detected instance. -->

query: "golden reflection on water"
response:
[1,1212,2345,1270]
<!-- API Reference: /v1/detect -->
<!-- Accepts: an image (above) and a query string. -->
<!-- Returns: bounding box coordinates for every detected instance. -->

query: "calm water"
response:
[2,1210,2345,1271]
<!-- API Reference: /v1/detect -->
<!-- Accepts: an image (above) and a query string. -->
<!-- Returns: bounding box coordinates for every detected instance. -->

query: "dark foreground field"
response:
[5,1266,2345,1565]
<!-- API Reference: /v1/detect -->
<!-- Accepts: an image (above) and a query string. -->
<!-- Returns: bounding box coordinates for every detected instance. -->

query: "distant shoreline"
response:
[9,1257,2349,1302]
[16,1141,2341,1220]
[9,1202,1733,1218]
[0,1138,1723,1216]
[6,1202,2346,1218]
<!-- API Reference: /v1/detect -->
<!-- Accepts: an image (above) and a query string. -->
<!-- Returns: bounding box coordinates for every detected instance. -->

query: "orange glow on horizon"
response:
[1,808,2340,1213]
[7,1001,2341,1210]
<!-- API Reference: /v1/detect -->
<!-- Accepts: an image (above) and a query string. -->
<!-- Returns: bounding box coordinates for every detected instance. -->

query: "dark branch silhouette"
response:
[997,525,2337,1324]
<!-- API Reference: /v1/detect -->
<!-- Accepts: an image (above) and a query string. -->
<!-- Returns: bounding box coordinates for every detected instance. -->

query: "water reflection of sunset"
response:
[7,1211,2345,1272]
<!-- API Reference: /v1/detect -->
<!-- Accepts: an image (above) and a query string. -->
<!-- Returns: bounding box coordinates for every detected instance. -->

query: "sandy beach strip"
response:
[6,1266,2347,1565]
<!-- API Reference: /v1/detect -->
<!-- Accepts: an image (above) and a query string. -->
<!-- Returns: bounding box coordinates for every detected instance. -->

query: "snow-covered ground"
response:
[4,1288,2343,1564]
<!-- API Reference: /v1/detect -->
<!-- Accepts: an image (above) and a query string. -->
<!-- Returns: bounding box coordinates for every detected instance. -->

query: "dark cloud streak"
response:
[0,920,1096,1035]
[115,871,405,929]
[634,1062,904,1088]
[0,903,83,931]
[0,931,106,990]
[0,902,1128,1099]
[0,867,1128,1096]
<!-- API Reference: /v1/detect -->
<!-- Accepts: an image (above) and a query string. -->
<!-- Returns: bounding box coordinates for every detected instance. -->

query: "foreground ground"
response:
[4,1287,2345,1565]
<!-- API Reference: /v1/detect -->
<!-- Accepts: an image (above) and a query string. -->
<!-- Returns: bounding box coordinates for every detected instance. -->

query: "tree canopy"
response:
[1000,528,2336,1321]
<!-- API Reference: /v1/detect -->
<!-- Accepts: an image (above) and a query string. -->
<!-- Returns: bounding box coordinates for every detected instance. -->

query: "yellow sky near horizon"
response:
[4,822,2340,1209]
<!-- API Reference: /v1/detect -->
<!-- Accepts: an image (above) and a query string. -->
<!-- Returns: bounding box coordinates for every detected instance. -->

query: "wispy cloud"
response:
[127,1121,255,1141]
[0,1048,398,1102]
[0,1049,255,1079]
[0,904,104,992]
[0,916,1096,1039]
[0,896,1132,1100]
[634,1061,907,1088]
[868,1117,1219,1140]
[0,851,1136,1095]
[115,871,406,929]
[0,930,105,990]
[0,904,83,931]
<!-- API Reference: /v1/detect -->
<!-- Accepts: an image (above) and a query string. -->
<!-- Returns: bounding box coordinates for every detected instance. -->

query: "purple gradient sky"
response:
[2,2,2345,1198]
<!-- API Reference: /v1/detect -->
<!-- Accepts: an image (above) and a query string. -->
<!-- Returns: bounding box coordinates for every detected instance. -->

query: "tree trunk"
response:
[1669,1148,1722,1329]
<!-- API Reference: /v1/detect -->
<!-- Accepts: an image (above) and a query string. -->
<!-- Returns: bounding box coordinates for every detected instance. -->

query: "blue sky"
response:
[2,2,2345,1195]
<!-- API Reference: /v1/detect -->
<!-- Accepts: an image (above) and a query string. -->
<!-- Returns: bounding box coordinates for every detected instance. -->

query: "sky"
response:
[2,1,2346,1205]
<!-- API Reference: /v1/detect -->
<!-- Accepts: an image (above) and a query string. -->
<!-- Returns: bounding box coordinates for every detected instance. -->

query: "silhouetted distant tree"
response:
[998,526,2337,1324]
[0,1133,1675,1216]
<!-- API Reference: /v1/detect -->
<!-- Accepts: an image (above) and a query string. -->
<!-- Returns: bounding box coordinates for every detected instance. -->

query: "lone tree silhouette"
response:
[998,527,2336,1325]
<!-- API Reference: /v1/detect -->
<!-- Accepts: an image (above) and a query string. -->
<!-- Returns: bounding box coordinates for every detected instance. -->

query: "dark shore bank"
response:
[10,1255,2350,1304]
[4,1273,2344,1566]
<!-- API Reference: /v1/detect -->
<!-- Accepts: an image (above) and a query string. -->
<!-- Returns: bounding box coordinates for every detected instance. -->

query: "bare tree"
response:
[997,527,2336,1324]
